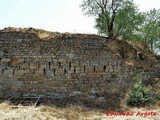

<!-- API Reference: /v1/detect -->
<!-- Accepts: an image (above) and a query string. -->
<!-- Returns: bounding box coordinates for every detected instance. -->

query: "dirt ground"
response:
[0,91,160,120]
[0,101,159,120]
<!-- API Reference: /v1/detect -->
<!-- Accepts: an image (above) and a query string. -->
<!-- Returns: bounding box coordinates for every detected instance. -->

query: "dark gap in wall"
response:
[64,68,67,74]
[43,68,46,74]
[74,67,76,73]
[69,62,71,70]
[53,69,56,74]
[103,65,106,72]
[2,70,4,74]
[58,62,61,67]
[94,66,96,72]
[13,69,15,75]
[49,62,51,69]
[33,70,35,74]
[24,58,26,63]
[84,65,86,72]
[28,62,30,67]
[18,66,20,70]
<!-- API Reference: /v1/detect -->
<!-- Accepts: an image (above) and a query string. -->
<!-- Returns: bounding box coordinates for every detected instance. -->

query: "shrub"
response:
[127,73,156,107]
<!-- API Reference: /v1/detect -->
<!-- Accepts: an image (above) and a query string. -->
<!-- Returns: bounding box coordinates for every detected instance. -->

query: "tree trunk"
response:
[108,10,116,38]
[150,41,154,51]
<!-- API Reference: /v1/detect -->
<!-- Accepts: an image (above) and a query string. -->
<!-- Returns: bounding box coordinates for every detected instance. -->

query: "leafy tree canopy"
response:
[80,0,144,39]
[80,0,160,53]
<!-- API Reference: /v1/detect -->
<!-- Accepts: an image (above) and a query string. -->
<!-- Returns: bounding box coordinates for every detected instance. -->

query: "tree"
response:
[140,9,160,52]
[80,0,144,39]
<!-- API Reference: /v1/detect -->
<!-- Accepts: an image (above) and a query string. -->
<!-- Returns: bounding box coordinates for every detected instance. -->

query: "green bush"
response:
[127,73,156,107]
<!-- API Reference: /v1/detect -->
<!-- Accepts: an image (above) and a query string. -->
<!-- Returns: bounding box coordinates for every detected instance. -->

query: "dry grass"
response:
[0,101,103,120]
[0,96,159,120]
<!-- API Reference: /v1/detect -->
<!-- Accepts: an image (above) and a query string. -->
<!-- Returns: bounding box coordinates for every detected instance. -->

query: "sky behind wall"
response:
[0,0,160,34]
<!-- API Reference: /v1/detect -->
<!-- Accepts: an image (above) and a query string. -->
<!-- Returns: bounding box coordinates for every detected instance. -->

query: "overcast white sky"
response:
[0,0,160,34]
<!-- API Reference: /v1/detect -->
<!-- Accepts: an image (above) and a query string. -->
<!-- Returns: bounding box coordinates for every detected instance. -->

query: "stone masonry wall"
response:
[0,32,136,97]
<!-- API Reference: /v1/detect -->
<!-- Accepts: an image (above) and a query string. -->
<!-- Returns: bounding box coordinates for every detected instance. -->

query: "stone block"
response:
[71,63,77,67]
[1,58,10,62]
[0,64,6,69]
[66,58,73,63]
[29,66,37,70]
[68,70,74,74]
[46,70,53,74]
[59,58,66,63]
[66,54,75,59]
[73,80,79,84]
[0,50,4,57]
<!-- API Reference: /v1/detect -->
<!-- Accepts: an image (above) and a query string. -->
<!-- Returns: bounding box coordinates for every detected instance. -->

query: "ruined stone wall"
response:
[0,32,136,97]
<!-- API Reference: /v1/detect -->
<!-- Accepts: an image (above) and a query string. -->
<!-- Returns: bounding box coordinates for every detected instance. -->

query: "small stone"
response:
[89,95,95,100]
[13,92,22,98]
[89,89,99,95]
[69,91,83,96]
[98,97,105,101]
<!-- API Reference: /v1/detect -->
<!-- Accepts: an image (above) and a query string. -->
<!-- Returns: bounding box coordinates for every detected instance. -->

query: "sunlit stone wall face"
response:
[0,32,136,97]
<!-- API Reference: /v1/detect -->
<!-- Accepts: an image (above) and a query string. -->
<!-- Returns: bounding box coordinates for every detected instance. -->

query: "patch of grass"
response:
[127,73,156,107]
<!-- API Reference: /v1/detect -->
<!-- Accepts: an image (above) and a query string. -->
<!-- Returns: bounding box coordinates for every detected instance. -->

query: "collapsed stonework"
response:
[0,27,155,98]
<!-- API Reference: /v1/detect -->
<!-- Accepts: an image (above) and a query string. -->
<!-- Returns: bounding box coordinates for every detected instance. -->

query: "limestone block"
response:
[53,59,58,62]
[75,70,80,73]
[46,70,53,74]
[69,91,83,96]
[17,39,23,42]
[3,70,13,75]
[20,65,27,69]
[117,61,121,66]
[86,73,96,77]
[16,70,30,76]
[0,64,6,69]
[56,70,64,75]
[68,70,74,74]
[1,58,10,62]
[0,50,4,57]
[18,58,24,62]
[71,63,77,67]
[80,73,86,76]
[59,58,66,63]
[66,58,73,63]
[87,68,94,73]
[98,97,105,101]
[108,69,113,73]
[29,66,37,70]
[51,55,56,58]
[71,73,79,78]
[39,65,46,69]
[66,53,75,59]
[73,80,79,84]
[32,81,38,84]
